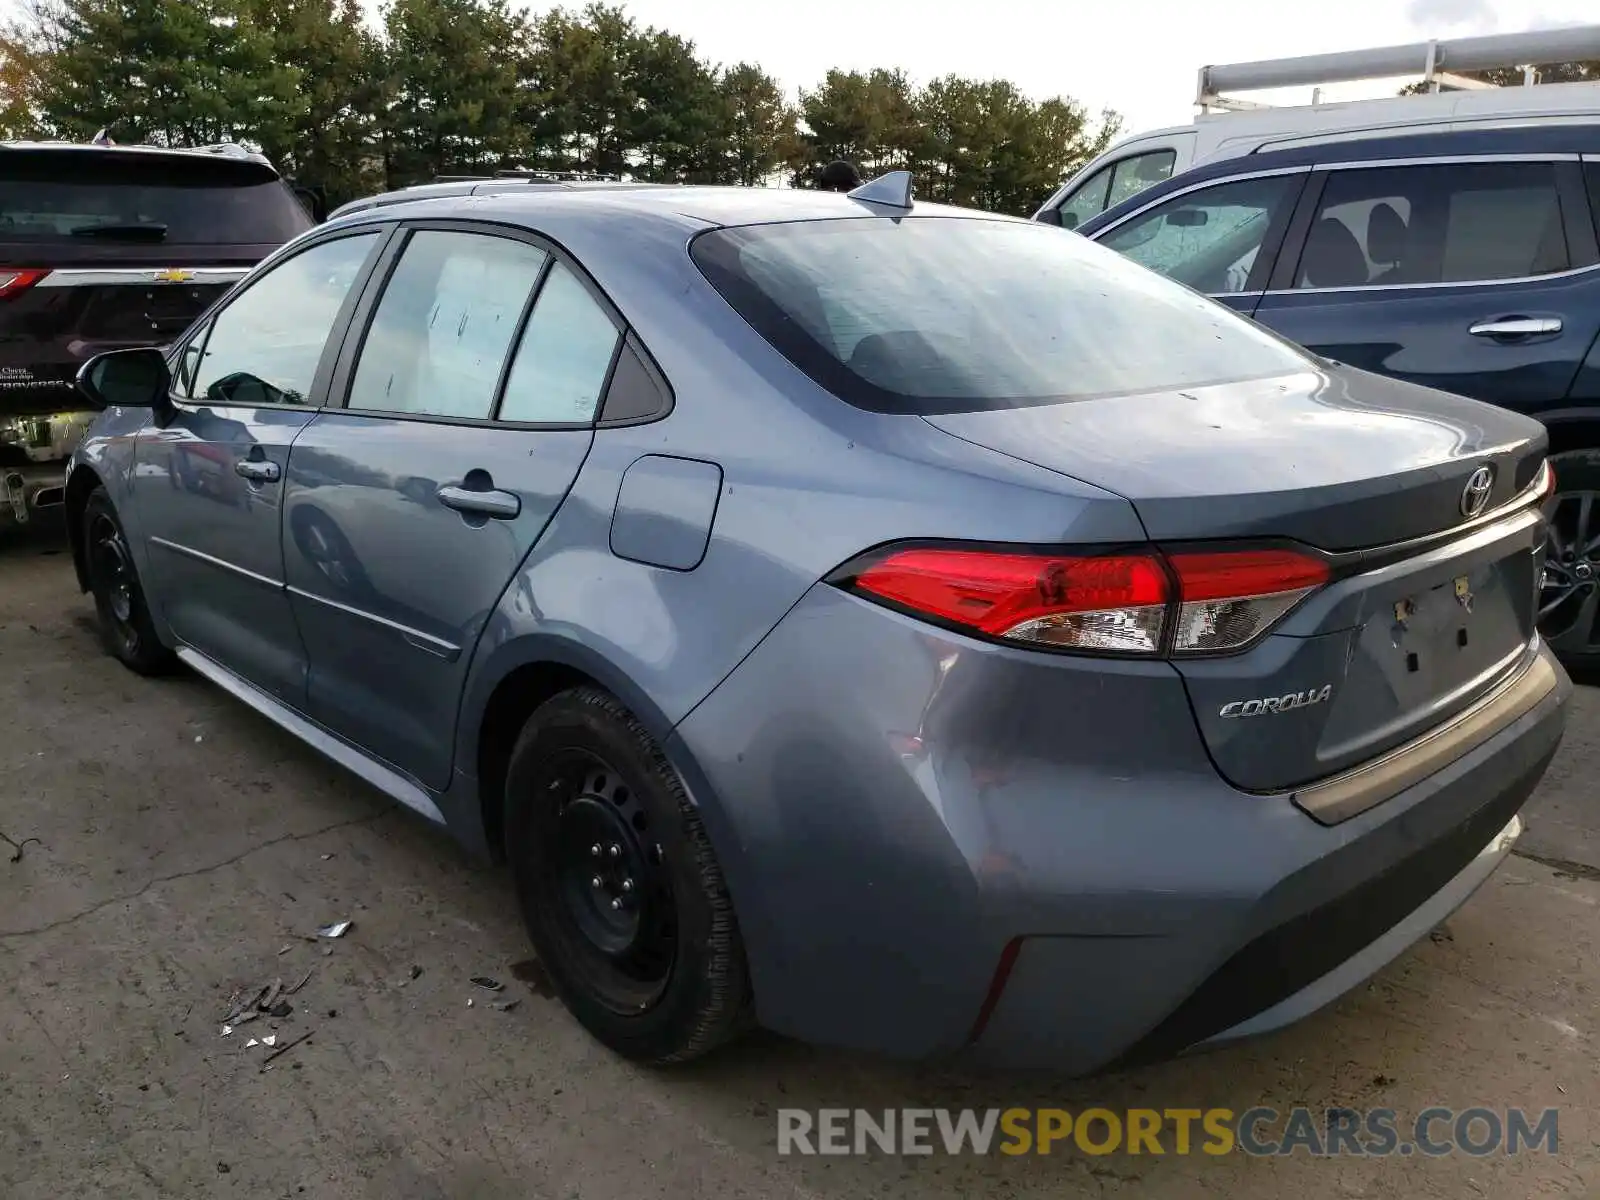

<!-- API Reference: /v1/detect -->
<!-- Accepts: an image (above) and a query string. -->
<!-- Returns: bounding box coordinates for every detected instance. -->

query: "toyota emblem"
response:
[1460,465,1495,519]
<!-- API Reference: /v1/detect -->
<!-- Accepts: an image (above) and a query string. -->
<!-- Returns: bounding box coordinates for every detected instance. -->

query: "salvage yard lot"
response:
[3,525,1599,1200]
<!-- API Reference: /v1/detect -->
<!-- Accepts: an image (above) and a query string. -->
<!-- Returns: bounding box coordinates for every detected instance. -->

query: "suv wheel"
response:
[504,686,751,1064]
[1541,448,1600,669]
[83,486,174,675]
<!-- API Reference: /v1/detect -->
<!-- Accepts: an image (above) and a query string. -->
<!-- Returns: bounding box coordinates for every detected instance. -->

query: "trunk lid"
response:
[924,365,1550,794]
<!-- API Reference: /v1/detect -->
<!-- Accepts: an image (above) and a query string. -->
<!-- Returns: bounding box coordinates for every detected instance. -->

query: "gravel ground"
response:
[2,523,1596,1199]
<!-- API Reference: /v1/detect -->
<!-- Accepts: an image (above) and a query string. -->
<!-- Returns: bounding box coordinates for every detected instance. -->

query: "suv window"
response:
[1097,173,1300,293]
[499,262,620,423]
[0,149,312,244]
[691,216,1307,415]
[189,232,379,406]
[1296,161,1569,289]
[1057,150,1177,231]
[347,230,549,420]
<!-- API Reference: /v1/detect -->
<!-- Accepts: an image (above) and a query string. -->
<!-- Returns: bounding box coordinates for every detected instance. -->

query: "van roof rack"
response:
[1198,24,1600,112]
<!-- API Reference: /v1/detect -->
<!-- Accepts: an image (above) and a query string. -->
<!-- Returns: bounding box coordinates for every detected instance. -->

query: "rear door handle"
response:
[1468,316,1563,339]
[436,483,520,519]
[234,459,281,482]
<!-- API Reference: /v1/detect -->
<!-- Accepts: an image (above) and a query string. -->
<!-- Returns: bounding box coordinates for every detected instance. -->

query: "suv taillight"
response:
[833,543,1330,657]
[0,269,47,300]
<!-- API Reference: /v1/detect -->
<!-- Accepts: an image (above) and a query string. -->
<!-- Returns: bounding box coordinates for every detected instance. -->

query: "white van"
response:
[1035,25,1600,228]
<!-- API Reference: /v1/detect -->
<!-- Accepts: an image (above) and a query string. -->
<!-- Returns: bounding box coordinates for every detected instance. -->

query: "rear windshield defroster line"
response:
[690,216,1309,416]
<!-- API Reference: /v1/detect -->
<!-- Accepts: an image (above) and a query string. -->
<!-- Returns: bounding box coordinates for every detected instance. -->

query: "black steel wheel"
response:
[1541,449,1600,669]
[504,686,750,1063]
[82,486,174,675]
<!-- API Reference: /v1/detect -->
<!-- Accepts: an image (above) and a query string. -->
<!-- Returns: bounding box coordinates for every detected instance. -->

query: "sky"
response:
[516,0,1596,134]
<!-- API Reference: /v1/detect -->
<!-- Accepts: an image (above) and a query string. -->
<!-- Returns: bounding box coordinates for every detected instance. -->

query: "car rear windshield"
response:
[690,216,1309,414]
[0,150,312,245]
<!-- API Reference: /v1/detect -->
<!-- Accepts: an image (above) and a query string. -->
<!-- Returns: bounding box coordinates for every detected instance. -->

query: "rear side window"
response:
[1295,161,1569,289]
[0,150,312,244]
[692,217,1308,415]
[499,263,620,423]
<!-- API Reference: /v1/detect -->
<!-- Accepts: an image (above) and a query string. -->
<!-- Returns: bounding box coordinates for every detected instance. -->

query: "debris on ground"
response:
[491,998,521,1013]
[315,921,352,939]
[466,997,474,1008]
[277,944,294,956]
[269,1001,293,1018]
[470,976,503,992]
[287,970,314,995]
[259,1031,312,1071]
[2,830,43,863]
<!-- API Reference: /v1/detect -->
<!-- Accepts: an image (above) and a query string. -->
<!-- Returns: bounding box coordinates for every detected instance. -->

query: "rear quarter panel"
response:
[449,204,1147,841]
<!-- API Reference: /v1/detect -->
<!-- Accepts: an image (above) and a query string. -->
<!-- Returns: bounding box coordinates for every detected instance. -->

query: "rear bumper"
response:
[672,584,1571,1074]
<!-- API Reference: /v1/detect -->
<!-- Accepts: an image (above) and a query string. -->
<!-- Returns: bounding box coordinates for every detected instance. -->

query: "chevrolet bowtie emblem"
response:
[152,268,195,283]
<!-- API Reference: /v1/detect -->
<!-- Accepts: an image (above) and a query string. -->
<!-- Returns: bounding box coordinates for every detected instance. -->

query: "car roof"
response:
[327,178,661,219]
[1078,120,1600,235]
[325,183,1021,235]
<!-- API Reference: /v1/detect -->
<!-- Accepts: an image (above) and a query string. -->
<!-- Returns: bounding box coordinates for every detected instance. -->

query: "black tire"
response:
[504,686,750,1064]
[82,486,175,675]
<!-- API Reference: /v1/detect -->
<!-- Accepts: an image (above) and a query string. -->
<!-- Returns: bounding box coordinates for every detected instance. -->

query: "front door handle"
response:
[1468,316,1563,339]
[234,458,281,483]
[436,483,520,520]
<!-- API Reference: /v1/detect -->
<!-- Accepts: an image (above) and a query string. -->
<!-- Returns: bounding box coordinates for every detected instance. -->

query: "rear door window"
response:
[692,216,1307,415]
[347,230,549,419]
[0,149,312,245]
[1294,161,1569,289]
[1096,173,1302,293]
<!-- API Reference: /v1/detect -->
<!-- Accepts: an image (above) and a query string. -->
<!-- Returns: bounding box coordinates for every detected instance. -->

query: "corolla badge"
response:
[1219,685,1333,718]
[1460,464,1495,519]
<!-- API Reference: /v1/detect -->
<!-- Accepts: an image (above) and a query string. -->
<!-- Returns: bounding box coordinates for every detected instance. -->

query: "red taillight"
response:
[837,543,1329,657]
[0,269,47,300]
[851,548,1170,654]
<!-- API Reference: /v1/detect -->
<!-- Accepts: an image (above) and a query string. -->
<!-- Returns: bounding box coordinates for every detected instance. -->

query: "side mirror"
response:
[76,347,171,410]
[1060,210,1081,231]
[1166,208,1209,228]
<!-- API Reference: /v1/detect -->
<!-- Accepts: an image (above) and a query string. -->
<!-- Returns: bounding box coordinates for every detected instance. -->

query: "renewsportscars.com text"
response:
[776,1106,1560,1157]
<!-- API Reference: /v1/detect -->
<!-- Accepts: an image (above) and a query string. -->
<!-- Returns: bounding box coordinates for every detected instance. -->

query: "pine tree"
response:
[33,0,299,148]
[381,0,526,185]
[242,0,385,204]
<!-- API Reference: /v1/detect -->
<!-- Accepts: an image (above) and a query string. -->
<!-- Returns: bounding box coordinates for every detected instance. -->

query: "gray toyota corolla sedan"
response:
[63,172,1570,1072]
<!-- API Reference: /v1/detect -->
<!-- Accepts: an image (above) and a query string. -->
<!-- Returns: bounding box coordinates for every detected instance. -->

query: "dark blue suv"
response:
[1071,125,1600,666]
